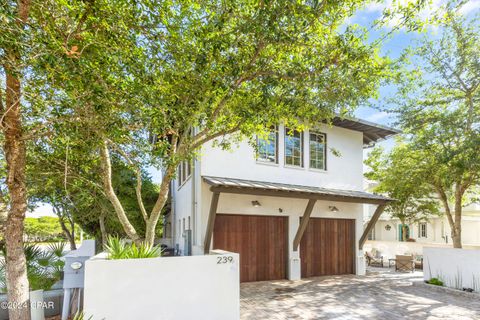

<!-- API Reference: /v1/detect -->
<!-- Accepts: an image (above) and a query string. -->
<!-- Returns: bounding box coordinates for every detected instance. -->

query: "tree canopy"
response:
[1,0,431,316]
[27,0,396,245]
[365,142,440,241]
[368,7,480,247]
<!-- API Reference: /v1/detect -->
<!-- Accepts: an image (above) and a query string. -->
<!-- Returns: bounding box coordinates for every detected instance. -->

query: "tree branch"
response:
[145,136,178,245]
[99,139,141,244]
[106,139,148,222]
[433,183,455,229]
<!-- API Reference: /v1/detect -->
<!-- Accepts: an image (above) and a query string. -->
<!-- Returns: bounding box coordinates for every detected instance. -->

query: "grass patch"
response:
[426,277,444,286]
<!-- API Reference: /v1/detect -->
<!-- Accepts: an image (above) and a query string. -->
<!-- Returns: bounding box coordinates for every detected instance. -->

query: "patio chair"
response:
[395,255,415,272]
[414,255,423,270]
[365,251,384,267]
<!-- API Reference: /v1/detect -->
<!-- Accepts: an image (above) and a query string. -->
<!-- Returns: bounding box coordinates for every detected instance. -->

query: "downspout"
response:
[170,180,176,250]
[194,147,202,250]
[191,158,196,247]
[191,127,200,250]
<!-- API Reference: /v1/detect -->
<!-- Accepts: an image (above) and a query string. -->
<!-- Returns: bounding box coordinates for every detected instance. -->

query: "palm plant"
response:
[0,242,66,292]
[105,236,161,260]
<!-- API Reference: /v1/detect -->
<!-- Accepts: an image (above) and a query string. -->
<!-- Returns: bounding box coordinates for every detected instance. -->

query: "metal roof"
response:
[331,116,400,147]
[203,176,393,204]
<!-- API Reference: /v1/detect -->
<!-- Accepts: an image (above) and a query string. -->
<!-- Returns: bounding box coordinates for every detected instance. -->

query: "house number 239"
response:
[217,256,234,264]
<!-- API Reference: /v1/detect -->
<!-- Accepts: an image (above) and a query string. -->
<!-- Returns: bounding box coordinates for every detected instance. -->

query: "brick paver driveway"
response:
[240,268,480,319]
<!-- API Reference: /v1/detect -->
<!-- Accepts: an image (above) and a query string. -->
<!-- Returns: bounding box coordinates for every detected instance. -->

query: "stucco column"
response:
[356,210,366,276]
[288,215,301,280]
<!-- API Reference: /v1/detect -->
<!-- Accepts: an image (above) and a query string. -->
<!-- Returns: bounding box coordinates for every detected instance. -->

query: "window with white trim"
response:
[309,132,326,170]
[178,160,192,185]
[285,128,303,167]
[256,127,278,163]
[419,223,427,238]
[367,228,375,241]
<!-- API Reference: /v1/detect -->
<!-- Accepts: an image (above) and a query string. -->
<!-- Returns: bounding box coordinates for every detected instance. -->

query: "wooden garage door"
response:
[213,214,288,282]
[300,218,355,278]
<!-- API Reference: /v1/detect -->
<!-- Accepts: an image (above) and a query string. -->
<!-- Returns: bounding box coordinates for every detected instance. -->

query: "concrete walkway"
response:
[240,268,480,319]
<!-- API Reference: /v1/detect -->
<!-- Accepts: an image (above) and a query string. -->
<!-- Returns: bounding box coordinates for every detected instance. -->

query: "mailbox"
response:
[62,240,95,320]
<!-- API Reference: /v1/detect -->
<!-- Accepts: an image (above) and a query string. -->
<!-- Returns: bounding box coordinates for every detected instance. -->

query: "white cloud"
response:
[366,111,390,122]
[364,1,389,12]
[458,0,480,15]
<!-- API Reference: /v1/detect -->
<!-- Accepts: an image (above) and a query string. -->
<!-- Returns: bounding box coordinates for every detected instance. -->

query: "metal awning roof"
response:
[203,176,393,205]
[331,116,400,147]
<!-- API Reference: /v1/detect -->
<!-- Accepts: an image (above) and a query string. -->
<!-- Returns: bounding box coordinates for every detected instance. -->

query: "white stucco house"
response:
[367,202,480,246]
[166,117,398,282]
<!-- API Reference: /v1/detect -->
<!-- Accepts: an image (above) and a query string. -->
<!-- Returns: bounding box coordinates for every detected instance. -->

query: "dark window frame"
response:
[284,128,304,167]
[178,160,192,187]
[309,131,327,171]
[256,126,279,164]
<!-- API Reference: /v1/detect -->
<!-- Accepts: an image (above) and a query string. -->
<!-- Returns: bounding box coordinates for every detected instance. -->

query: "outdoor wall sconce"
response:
[251,200,261,207]
[385,224,392,231]
[278,208,283,213]
[329,206,339,212]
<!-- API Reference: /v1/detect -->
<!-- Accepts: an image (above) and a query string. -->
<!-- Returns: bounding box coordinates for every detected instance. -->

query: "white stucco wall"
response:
[200,124,364,190]
[171,177,194,255]
[424,247,480,292]
[372,220,397,242]
[171,122,369,277]
[370,215,480,246]
[84,252,240,320]
[199,184,365,278]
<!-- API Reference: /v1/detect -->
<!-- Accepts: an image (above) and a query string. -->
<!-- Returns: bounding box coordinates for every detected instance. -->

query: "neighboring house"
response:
[366,203,480,246]
[167,118,398,282]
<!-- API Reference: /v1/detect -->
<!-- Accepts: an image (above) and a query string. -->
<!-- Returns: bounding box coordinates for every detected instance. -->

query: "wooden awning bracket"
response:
[203,192,220,254]
[358,204,387,250]
[293,199,317,251]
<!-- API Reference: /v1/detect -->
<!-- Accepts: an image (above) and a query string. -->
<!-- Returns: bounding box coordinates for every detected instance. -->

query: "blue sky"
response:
[30,1,480,217]
[352,1,480,123]
[353,0,479,151]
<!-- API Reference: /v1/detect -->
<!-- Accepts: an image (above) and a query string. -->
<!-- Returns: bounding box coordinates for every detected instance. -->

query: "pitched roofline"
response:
[330,115,401,147]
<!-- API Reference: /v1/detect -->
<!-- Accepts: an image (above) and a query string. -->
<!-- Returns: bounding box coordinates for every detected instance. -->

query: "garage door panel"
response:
[300,218,355,278]
[213,214,287,282]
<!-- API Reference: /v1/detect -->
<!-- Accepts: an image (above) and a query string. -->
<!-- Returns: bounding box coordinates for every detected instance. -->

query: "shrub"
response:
[105,236,161,260]
[0,242,66,292]
[427,278,444,286]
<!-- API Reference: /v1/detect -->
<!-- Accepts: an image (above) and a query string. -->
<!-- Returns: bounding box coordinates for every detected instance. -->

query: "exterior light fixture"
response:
[329,206,339,212]
[251,200,261,207]
[279,208,283,213]
[70,261,83,270]
[385,224,392,231]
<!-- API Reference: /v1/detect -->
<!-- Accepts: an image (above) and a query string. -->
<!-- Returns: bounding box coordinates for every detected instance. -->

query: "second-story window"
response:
[309,132,326,170]
[256,127,278,163]
[285,128,303,167]
[178,160,192,186]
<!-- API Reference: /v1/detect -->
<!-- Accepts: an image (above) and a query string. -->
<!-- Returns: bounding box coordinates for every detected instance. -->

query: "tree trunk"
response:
[99,211,107,249]
[451,183,463,248]
[69,218,76,248]
[58,217,76,250]
[99,140,141,244]
[401,224,408,242]
[2,53,30,320]
[53,205,77,250]
[1,2,31,318]
[435,185,461,248]
[0,192,8,239]
[144,165,175,246]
